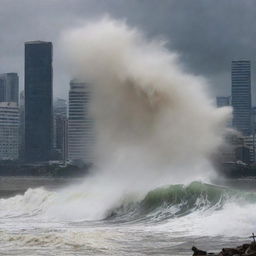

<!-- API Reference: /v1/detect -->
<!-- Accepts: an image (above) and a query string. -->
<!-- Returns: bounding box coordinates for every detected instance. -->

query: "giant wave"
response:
[1,181,256,237]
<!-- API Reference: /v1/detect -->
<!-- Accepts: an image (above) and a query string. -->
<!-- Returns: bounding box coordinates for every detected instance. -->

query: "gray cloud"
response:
[0,0,256,101]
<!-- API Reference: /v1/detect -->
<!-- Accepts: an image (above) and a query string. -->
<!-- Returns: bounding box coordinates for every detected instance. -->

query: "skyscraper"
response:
[24,41,53,162]
[0,73,19,104]
[68,79,94,163]
[0,102,19,160]
[231,60,251,135]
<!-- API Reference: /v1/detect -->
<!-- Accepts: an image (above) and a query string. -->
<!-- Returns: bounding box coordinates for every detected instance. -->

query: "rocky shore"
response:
[192,242,256,256]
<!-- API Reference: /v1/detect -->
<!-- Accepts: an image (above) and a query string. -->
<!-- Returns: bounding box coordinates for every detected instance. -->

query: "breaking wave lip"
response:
[105,181,256,224]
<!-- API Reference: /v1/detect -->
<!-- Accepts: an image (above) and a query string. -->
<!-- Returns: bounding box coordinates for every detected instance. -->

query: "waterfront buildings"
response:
[216,96,230,108]
[244,135,256,163]
[216,96,232,127]
[0,73,19,104]
[24,41,53,162]
[68,79,94,163]
[231,60,251,135]
[19,91,25,159]
[54,115,68,162]
[251,107,256,135]
[0,102,19,160]
[53,98,68,162]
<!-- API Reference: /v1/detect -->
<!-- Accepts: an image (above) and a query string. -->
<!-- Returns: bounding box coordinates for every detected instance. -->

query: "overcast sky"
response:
[0,0,255,102]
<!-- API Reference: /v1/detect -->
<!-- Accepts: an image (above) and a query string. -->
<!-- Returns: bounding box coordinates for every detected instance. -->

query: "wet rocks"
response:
[192,246,207,255]
[192,242,256,256]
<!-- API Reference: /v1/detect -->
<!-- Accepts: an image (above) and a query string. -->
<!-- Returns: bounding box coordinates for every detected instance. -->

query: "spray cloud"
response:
[56,18,232,220]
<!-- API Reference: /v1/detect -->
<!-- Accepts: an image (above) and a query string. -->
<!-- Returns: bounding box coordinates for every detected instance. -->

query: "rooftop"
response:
[25,40,52,45]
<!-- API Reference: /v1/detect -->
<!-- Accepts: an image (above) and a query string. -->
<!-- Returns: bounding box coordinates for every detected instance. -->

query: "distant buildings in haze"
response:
[217,60,256,164]
[19,91,25,160]
[54,98,67,118]
[0,102,19,160]
[1,40,256,167]
[0,40,94,165]
[0,73,19,161]
[0,73,19,104]
[231,60,251,136]
[217,60,253,137]
[216,96,230,108]
[68,79,94,163]
[53,98,68,162]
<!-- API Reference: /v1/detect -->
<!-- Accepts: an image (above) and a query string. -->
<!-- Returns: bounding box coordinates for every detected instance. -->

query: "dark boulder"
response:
[192,246,207,255]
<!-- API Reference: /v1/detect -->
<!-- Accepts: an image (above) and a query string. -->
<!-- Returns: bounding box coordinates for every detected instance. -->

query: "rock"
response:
[192,242,256,256]
[192,246,207,255]
[222,248,240,256]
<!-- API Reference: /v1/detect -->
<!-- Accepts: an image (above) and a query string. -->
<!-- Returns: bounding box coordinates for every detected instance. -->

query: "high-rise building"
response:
[251,107,256,134]
[24,41,53,162]
[231,60,251,135]
[216,96,230,108]
[19,91,25,159]
[53,98,67,118]
[68,79,94,163]
[53,98,68,162]
[0,73,19,104]
[54,115,68,162]
[244,135,256,163]
[0,102,19,160]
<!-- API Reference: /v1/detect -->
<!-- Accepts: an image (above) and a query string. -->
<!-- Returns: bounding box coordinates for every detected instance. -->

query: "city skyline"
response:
[1,35,255,163]
[0,0,256,101]
[0,1,255,164]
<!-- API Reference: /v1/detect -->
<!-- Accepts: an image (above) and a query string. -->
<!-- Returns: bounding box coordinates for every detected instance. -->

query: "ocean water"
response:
[0,177,255,256]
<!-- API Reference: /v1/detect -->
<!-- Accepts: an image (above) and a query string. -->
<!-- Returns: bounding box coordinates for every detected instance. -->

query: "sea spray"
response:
[60,17,231,183]
[29,17,231,220]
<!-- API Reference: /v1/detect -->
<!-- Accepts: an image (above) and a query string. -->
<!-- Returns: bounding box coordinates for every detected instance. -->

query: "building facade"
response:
[0,102,19,160]
[53,99,68,162]
[24,41,53,162]
[19,91,25,159]
[244,135,256,163]
[0,73,19,104]
[231,60,251,135]
[53,98,67,118]
[68,79,94,163]
[54,116,68,162]
[216,96,230,108]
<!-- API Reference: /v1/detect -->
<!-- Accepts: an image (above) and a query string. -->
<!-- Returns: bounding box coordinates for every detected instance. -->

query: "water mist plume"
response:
[61,17,231,184]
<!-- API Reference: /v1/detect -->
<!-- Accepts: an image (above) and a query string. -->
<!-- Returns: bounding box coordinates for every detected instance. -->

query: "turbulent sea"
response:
[0,177,255,256]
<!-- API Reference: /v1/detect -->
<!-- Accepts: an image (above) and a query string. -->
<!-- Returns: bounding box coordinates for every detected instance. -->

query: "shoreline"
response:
[0,162,91,177]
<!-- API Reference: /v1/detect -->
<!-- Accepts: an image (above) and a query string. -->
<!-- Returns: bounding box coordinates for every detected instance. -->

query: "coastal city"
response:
[0,41,255,177]
[0,41,94,175]
[1,1,256,256]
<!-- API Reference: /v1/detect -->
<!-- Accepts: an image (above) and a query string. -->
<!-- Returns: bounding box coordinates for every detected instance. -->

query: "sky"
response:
[0,0,255,102]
